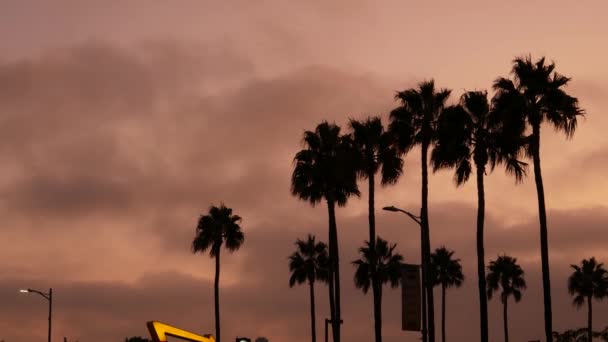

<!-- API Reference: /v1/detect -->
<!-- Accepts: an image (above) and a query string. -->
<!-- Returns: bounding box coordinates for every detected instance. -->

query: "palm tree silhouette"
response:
[349,116,403,342]
[352,236,404,342]
[289,235,330,342]
[192,204,245,342]
[389,80,451,342]
[552,328,583,342]
[568,257,608,342]
[492,56,584,341]
[486,255,526,342]
[432,91,526,342]
[291,121,360,342]
[429,247,464,342]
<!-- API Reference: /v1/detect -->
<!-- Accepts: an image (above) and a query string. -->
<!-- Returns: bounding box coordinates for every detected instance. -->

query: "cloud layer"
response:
[2,2,608,342]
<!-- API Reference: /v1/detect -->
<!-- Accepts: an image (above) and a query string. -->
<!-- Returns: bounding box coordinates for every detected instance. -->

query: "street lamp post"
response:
[383,206,427,342]
[20,288,53,342]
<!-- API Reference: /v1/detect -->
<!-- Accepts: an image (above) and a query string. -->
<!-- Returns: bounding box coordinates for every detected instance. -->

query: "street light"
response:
[19,288,53,342]
[383,206,427,342]
[382,206,421,225]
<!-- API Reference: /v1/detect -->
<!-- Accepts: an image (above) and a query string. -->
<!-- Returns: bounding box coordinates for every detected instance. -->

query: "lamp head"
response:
[19,289,30,293]
[382,206,398,212]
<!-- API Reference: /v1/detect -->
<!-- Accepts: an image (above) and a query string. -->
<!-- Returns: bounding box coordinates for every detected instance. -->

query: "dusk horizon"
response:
[2,2,608,342]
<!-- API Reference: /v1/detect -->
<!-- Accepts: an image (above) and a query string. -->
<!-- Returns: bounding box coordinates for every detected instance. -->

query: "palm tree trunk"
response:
[326,199,336,342]
[327,199,341,342]
[373,283,383,342]
[368,169,381,342]
[368,168,376,250]
[441,284,446,342]
[421,141,435,342]
[588,296,592,342]
[214,249,221,342]
[476,165,489,342]
[310,279,317,342]
[503,298,508,342]
[328,266,336,341]
[532,123,553,342]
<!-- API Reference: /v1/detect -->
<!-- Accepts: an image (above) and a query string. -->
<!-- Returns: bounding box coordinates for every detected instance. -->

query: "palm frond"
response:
[288,234,329,287]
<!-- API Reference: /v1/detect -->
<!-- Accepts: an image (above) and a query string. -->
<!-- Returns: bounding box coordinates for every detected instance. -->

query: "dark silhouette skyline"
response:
[2,2,608,342]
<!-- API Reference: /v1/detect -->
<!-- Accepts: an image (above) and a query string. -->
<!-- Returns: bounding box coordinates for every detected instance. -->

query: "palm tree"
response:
[192,204,245,342]
[349,116,403,342]
[288,235,330,342]
[352,236,404,342]
[432,91,526,342]
[429,247,464,342]
[486,255,526,342]
[389,80,451,342]
[552,328,589,342]
[492,56,584,341]
[568,257,608,342]
[291,121,360,342]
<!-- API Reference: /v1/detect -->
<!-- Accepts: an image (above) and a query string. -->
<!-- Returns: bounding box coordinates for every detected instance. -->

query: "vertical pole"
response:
[419,208,427,342]
[420,232,427,342]
[48,288,52,342]
[325,319,329,342]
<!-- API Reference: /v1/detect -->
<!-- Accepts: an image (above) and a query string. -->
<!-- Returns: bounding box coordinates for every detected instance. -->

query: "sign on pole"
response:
[401,263,421,331]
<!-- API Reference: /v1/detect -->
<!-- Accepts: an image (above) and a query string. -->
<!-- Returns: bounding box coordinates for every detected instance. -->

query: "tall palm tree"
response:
[389,80,451,342]
[432,91,526,342]
[349,116,403,342]
[429,247,464,342]
[191,204,245,342]
[291,121,360,342]
[492,56,584,341]
[289,235,330,342]
[352,236,404,342]
[568,257,608,342]
[486,255,526,342]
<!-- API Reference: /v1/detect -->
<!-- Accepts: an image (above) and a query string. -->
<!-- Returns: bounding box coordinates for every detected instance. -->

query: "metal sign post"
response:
[401,264,421,332]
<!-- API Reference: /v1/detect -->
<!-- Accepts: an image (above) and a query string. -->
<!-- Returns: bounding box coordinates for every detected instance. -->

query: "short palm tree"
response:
[289,235,329,342]
[291,121,360,342]
[552,328,590,342]
[432,91,526,342]
[389,80,451,342]
[486,255,526,342]
[349,116,403,342]
[568,257,608,342]
[492,56,584,342]
[192,204,245,342]
[429,247,464,342]
[352,236,403,342]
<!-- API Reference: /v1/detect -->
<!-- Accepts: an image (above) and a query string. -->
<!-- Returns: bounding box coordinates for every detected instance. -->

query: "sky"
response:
[1,1,608,341]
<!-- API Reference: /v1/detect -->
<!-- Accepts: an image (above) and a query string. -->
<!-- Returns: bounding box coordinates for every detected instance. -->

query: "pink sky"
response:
[1,1,608,341]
